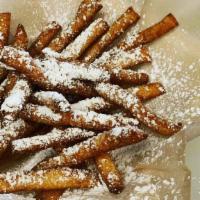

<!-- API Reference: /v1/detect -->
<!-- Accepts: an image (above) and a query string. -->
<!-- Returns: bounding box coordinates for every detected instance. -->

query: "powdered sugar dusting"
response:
[33,91,70,112]
[1,79,31,114]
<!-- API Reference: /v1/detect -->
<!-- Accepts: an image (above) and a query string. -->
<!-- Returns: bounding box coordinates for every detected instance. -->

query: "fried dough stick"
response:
[110,68,149,85]
[95,153,124,194]
[0,65,8,82]
[1,77,32,119]
[36,190,64,200]
[12,24,28,50]
[0,12,11,48]
[94,46,151,70]
[0,46,96,97]
[0,119,35,156]
[62,18,109,60]
[119,14,179,50]
[48,0,103,52]
[0,72,19,103]
[96,83,182,136]
[82,7,140,63]
[71,83,165,112]
[20,104,139,131]
[0,13,11,80]
[36,126,147,169]
[129,82,166,101]
[32,91,71,112]
[12,128,96,154]
[0,167,97,193]
[29,21,61,57]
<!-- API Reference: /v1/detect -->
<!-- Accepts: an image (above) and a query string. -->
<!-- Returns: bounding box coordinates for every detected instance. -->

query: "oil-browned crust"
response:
[29,21,61,57]
[2,72,19,98]
[134,82,166,101]
[12,24,29,50]
[11,128,96,154]
[0,64,8,82]
[95,153,124,194]
[82,7,140,63]
[119,13,179,50]
[20,103,137,131]
[0,167,97,193]
[48,0,103,52]
[0,13,11,47]
[1,46,96,97]
[36,127,147,169]
[36,190,64,200]
[96,83,182,136]
[97,47,151,70]
[110,69,149,85]
[63,19,109,60]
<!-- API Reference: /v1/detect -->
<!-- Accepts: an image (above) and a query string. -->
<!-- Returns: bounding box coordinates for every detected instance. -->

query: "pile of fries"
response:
[0,0,182,199]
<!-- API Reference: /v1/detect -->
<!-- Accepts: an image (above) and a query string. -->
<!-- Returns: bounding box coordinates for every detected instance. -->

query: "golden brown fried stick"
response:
[12,128,96,154]
[29,21,61,57]
[110,68,149,85]
[48,0,102,52]
[1,77,32,120]
[94,46,151,70]
[95,153,124,194]
[20,104,139,131]
[96,83,182,136]
[0,167,97,193]
[0,65,8,82]
[0,46,96,97]
[36,126,147,169]
[119,13,179,50]
[62,18,109,60]
[129,82,166,101]
[32,91,71,112]
[0,12,11,47]
[0,119,35,156]
[71,97,112,112]
[36,190,64,200]
[82,7,140,63]
[0,72,19,103]
[12,24,28,50]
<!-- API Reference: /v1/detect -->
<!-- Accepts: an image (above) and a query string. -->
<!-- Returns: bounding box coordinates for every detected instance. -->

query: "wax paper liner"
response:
[0,0,199,199]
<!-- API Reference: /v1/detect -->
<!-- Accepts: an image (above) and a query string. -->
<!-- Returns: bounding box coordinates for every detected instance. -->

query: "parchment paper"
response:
[0,0,199,199]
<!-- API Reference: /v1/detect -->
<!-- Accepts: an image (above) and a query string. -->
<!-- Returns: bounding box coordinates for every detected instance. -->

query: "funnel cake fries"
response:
[95,153,124,194]
[71,83,165,113]
[48,0,102,52]
[83,7,140,63]
[0,72,19,104]
[110,68,149,85]
[1,77,31,119]
[0,46,96,97]
[12,24,28,50]
[119,14,179,50]
[0,167,97,193]
[71,97,112,112]
[129,82,166,101]
[36,190,64,200]
[0,13,11,48]
[0,77,32,155]
[29,21,61,57]
[94,46,151,70]
[0,119,35,155]
[20,104,139,130]
[32,91,71,112]
[0,65,8,82]
[37,127,147,169]
[96,83,182,135]
[12,128,96,154]
[62,18,109,60]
